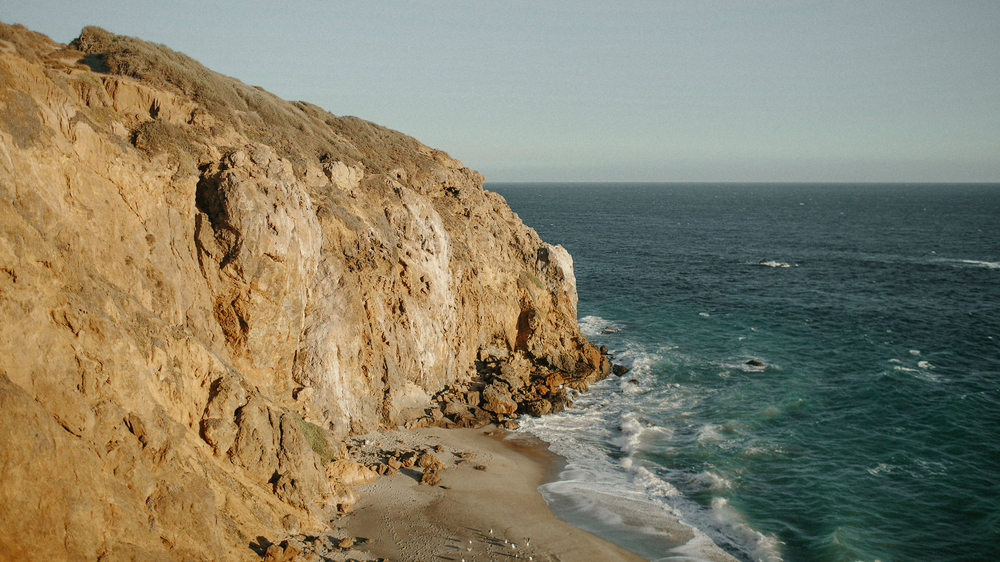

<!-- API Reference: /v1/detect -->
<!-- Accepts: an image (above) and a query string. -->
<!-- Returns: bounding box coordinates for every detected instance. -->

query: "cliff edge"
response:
[0,22,609,561]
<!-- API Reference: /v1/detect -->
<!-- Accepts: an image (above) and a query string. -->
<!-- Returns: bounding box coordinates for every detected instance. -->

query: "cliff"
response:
[0,23,610,561]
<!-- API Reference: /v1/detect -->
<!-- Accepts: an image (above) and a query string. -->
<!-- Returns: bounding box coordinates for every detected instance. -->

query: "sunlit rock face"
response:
[0,22,604,560]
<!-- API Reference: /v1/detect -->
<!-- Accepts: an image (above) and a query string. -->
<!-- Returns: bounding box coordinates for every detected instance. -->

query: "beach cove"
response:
[300,426,735,562]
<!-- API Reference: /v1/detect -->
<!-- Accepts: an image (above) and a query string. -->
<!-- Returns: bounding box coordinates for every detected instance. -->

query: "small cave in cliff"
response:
[514,308,533,351]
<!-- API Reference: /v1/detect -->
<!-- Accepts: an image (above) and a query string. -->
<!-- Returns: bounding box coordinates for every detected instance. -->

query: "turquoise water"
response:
[490,183,1000,562]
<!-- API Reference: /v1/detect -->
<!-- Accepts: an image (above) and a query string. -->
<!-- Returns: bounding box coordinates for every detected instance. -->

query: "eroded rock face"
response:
[0,22,605,561]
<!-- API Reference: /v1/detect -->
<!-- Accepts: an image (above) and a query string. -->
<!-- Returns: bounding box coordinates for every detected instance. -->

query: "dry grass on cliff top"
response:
[0,22,55,63]
[67,25,442,180]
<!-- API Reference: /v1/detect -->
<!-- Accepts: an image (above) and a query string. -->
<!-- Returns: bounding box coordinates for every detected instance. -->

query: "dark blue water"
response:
[491,183,1000,562]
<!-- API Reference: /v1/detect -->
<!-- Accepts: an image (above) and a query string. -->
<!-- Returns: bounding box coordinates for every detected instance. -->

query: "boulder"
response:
[263,543,301,562]
[545,373,565,388]
[420,469,441,486]
[549,390,572,414]
[326,460,378,486]
[497,355,531,392]
[481,383,517,415]
[280,513,299,534]
[522,400,552,417]
[398,451,418,468]
[416,452,447,471]
[443,401,469,419]
[328,480,360,511]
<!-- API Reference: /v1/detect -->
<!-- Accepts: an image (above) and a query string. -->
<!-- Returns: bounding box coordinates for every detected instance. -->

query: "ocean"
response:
[488,183,1000,562]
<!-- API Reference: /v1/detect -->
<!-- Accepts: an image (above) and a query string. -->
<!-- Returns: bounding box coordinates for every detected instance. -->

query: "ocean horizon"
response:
[490,182,1000,562]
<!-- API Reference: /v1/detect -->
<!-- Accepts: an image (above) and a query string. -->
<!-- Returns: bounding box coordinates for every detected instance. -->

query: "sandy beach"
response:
[326,425,647,562]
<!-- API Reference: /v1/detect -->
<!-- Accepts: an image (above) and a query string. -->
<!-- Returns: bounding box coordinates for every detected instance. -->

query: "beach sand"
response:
[332,425,648,562]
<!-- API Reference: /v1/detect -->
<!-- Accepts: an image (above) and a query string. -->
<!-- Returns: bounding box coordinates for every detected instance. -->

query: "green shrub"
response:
[291,412,337,464]
[131,119,198,177]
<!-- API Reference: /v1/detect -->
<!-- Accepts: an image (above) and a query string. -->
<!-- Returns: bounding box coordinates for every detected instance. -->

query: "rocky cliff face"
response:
[0,23,608,561]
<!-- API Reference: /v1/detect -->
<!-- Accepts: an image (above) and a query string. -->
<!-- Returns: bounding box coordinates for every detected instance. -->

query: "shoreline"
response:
[332,425,648,562]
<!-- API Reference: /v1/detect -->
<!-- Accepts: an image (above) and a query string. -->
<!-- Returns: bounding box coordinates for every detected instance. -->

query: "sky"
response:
[3,1,999,183]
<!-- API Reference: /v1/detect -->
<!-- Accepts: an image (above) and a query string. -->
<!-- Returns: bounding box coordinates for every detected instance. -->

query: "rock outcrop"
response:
[0,22,606,561]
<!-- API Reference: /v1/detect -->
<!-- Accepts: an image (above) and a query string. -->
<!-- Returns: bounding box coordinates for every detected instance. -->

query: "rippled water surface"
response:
[491,183,1000,562]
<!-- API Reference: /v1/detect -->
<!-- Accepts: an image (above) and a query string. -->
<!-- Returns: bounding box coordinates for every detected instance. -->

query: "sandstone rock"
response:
[612,364,630,376]
[420,469,441,486]
[399,451,418,468]
[281,513,300,534]
[522,400,552,417]
[545,373,565,388]
[326,459,378,486]
[443,400,469,419]
[549,390,572,414]
[0,22,608,560]
[497,354,531,392]
[328,480,360,511]
[264,543,301,562]
[481,383,517,415]
[416,452,447,471]
[230,397,280,482]
[600,355,612,377]
[455,407,492,429]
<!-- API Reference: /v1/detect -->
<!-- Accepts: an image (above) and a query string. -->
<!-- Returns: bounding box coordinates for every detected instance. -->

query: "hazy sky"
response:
[4,1,999,182]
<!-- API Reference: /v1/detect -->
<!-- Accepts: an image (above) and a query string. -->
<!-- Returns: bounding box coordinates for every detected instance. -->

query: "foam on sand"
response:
[338,426,647,562]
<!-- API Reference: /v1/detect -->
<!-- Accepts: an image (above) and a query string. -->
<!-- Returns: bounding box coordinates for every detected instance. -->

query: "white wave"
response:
[756,259,791,268]
[868,462,897,475]
[914,369,942,383]
[711,497,785,562]
[579,315,614,337]
[699,312,711,317]
[893,363,942,382]
[696,424,724,443]
[695,470,733,492]
[931,257,1000,270]
[909,349,921,356]
[960,259,1000,270]
[612,412,646,455]
[626,461,682,498]
[538,482,724,560]
[518,336,767,562]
